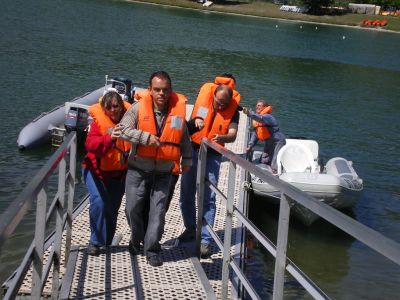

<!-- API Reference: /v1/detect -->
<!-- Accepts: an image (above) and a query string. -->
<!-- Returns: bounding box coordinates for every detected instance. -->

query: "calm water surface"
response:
[0,0,399,298]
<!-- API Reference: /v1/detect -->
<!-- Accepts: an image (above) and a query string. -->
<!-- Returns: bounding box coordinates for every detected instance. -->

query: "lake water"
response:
[0,0,399,298]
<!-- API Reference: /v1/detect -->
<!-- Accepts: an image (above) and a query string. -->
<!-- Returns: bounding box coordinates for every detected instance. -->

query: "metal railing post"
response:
[273,194,291,300]
[64,136,76,264]
[51,156,66,298]
[196,141,207,258]
[221,161,236,299]
[31,185,48,299]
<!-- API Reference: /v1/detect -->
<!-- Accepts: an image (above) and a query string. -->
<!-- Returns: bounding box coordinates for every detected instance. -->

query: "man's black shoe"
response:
[146,254,163,267]
[177,229,196,243]
[200,243,212,258]
[87,244,100,256]
[128,241,140,256]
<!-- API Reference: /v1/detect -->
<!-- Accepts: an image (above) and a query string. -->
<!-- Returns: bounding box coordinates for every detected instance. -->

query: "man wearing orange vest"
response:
[179,74,240,258]
[119,71,192,267]
[243,100,286,172]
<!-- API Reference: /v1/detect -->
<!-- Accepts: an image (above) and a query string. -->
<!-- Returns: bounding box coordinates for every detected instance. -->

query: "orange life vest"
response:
[136,90,187,161]
[191,77,240,146]
[252,106,273,141]
[89,102,132,171]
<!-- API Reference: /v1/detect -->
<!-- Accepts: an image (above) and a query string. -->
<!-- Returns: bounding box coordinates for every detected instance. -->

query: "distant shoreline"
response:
[125,0,400,34]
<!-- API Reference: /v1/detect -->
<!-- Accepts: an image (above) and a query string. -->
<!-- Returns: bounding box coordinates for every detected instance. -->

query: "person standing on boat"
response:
[179,74,240,258]
[119,71,192,267]
[243,100,286,172]
[82,91,131,256]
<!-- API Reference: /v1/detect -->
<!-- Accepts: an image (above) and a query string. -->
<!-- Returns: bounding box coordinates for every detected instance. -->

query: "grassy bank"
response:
[126,0,400,32]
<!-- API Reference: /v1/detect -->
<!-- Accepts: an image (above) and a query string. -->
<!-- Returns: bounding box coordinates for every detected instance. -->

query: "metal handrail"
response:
[196,138,400,300]
[0,132,77,299]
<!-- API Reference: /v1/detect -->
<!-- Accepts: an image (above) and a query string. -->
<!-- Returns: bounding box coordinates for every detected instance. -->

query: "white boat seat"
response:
[285,139,319,161]
[277,143,315,175]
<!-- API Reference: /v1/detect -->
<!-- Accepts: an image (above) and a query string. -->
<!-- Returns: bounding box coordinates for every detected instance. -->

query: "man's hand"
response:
[195,118,205,130]
[148,134,160,147]
[211,134,223,143]
[246,146,252,153]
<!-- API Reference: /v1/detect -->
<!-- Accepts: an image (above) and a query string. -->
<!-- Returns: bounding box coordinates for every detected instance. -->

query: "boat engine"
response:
[64,107,89,145]
[112,76,133,103]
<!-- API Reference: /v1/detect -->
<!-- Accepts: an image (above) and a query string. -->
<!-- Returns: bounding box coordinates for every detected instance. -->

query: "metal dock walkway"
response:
[8,110,248,299]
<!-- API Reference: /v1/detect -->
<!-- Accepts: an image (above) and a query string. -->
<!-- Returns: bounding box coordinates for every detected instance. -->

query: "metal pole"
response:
[31,185,48,299]
[196,141,207,258]
[51,156,66,299]
[221,161,236,299]
[65,135,76,264]
[272,194,291,300]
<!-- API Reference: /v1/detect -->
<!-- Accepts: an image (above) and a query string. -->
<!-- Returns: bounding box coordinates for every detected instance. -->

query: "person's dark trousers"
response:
[180,148,221,245]
[125,167,172,257]
[166,174,179,211]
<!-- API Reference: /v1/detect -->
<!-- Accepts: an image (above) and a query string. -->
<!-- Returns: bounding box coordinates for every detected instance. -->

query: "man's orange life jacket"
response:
[89,102,131,171]
[136,90,186,161]
[252,106,273,141]
[191,77,240,146]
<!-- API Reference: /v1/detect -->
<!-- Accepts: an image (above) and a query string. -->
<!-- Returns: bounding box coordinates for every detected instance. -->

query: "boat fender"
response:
[325,158,362,190]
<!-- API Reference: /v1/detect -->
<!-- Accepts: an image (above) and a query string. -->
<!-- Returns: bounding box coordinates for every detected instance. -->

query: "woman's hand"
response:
[195,118,205,130]
[111,124,123,141]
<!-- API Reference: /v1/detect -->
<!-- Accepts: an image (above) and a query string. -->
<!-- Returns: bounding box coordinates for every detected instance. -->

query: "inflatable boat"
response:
[250,138,363,225]
[17,76,133,150]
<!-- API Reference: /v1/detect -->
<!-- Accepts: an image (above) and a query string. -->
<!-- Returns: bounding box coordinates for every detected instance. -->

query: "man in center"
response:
[119,71,192,267]
[179,74,241,258]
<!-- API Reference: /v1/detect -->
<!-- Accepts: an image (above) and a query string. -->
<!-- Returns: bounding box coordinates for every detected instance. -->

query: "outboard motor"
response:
[112,76,133,103]
[64,107,89,145]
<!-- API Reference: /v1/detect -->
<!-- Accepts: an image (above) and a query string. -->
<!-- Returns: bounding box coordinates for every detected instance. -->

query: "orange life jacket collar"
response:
[214,76,235,89]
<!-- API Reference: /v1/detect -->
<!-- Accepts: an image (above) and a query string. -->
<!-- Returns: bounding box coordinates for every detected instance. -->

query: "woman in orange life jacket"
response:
[82,91,131,256]
[243,99,286,172]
